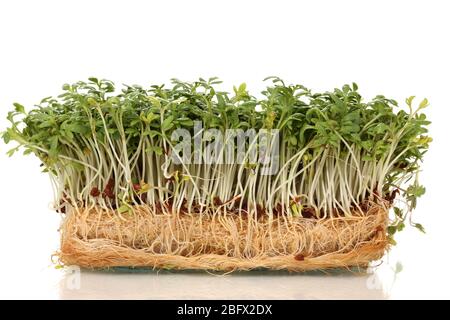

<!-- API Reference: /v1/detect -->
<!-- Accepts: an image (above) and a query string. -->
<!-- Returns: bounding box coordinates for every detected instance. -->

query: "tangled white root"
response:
[58,203,389,272]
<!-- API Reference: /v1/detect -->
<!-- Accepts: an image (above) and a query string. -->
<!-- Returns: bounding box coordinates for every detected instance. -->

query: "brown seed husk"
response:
[58,203,389,272]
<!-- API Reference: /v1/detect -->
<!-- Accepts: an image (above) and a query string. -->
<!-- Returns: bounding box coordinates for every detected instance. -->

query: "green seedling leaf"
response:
[148,96,161,108]
[394,207,403,218]
[162,116,174,131]
[406,96,415,107]
[395,262,403,273]
[2,131,11,144]
[414,223,426,233]
[6,146,19,157]
[387,226,397,236]
[13,103,25,114]
[419,98,429,109]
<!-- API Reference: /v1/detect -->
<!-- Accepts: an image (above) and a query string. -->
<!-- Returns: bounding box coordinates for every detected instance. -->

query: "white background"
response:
[0,0,449,299]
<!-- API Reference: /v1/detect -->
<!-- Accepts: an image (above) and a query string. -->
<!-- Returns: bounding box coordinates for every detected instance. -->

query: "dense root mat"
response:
[58,204,389,271]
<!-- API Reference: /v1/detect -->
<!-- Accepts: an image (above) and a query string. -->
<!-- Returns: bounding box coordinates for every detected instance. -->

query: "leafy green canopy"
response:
[2,77,431,237]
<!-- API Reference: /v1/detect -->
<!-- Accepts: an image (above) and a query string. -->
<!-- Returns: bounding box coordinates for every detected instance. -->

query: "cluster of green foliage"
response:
[2,77,431,237]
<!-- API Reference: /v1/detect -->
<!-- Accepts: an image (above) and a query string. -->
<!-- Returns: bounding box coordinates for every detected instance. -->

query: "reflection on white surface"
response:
[58,266,392,300]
